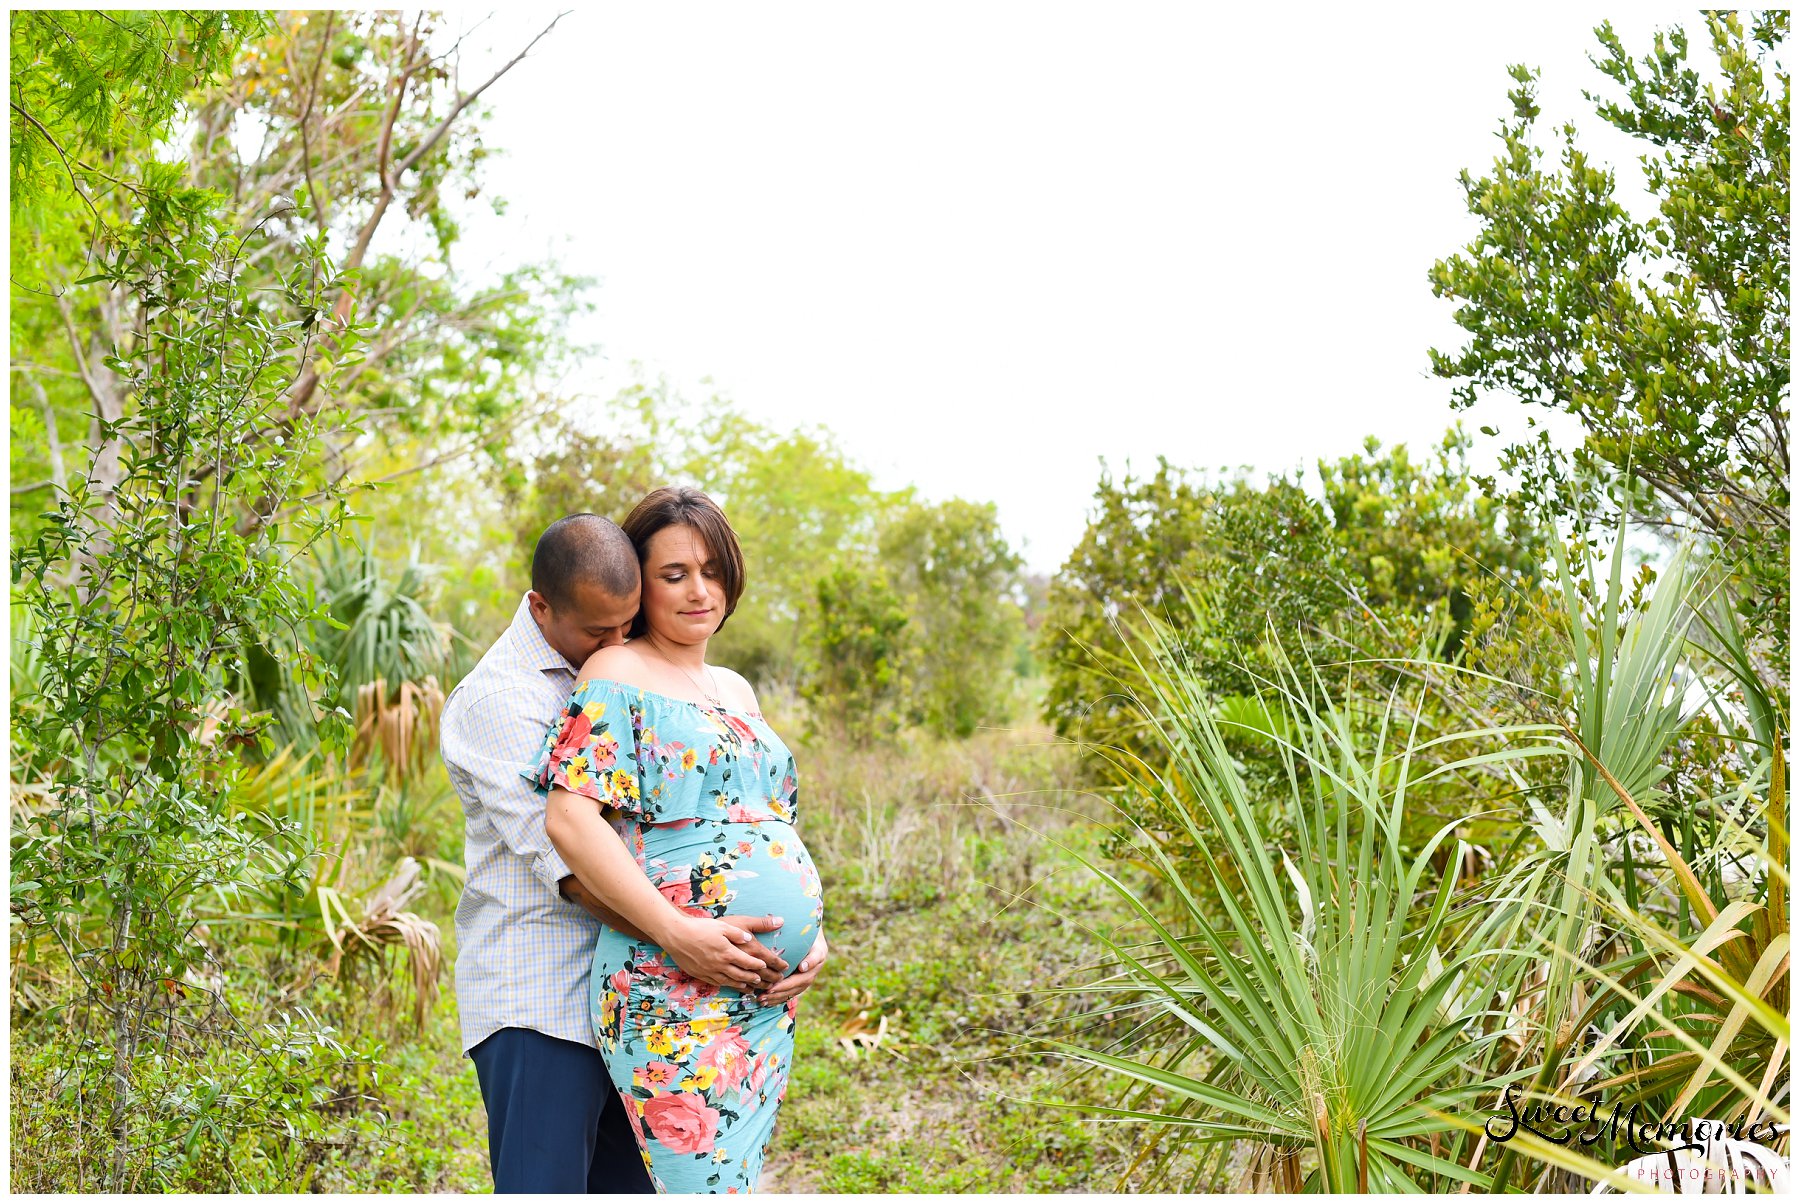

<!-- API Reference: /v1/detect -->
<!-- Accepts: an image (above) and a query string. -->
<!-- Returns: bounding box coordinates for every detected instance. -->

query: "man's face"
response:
[528,579,640,668]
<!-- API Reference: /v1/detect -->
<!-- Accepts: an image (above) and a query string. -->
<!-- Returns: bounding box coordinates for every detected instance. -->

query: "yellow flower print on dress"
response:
[688,1014,729,1039]
[532,680,821,1192]
[564,754,592,791]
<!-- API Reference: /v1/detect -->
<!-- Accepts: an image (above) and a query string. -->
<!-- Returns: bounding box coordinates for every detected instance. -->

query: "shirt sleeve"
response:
[524,678,646,815]
[442,683,576,894]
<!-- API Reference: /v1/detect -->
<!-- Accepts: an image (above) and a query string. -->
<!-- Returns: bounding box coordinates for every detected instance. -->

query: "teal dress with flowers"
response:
[525,678,824,1195]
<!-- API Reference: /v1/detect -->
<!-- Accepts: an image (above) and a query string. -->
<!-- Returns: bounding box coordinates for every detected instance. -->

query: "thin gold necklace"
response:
[647,636,726,710]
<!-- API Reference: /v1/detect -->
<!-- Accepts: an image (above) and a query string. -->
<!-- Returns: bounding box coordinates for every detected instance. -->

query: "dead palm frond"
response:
[350,675,445,782]
[318,855,442,1031]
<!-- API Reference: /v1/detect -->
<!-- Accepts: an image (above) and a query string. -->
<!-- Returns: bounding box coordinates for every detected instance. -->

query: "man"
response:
[442,513,827,1193]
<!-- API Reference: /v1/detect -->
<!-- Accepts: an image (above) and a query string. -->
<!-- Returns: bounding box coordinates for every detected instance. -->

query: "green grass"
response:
[12,720,1189,1191]
[750,721,1193,1192]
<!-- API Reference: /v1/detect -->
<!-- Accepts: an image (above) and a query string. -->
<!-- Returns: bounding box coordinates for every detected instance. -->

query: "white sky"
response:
[448,5,1713,573]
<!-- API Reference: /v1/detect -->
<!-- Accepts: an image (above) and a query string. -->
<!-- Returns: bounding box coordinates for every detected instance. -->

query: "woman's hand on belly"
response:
[660,912,790,990]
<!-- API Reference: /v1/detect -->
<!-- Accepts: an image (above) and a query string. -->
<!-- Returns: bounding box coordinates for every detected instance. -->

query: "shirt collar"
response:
[510,592,579,676]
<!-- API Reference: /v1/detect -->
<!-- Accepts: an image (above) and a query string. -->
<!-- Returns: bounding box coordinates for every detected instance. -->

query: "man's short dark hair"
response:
[531,514,640,609]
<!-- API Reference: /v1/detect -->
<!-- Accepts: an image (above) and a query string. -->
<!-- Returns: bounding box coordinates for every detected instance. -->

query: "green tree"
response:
[1429,11,1788,701]
[6,13,586,1187]
[1318,426,1545,654]
[1039,461,1345,761]
[674,396,892,685]
[879,498,1026,737]
[798,561,911,742]
[11,12,582,556]
[10,174,359,1191]
[1040,437,1544,797]
[9,10,251,212]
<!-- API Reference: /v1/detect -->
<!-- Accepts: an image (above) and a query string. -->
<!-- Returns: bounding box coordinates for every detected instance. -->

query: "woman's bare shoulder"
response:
[711,664,761,712]
[575,642,653,687]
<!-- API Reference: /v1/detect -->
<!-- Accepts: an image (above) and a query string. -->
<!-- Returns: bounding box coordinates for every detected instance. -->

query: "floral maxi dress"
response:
[525,679,825,1194]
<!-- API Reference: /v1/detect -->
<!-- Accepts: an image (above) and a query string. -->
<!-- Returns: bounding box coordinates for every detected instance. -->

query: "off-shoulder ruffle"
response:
[523,677,799,826]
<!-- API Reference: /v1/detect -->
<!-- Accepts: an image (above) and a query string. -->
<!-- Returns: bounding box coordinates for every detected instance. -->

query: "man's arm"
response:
[545,783,788,989]
[558,873,648,938]
[442,684,584,895]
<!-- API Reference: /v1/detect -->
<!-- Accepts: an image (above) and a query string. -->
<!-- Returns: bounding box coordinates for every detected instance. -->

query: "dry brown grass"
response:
[316,855,443,1032]
[351,676,445,781]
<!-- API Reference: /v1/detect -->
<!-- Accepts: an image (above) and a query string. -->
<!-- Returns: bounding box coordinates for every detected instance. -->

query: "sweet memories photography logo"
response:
[1485,1084,1790,1192]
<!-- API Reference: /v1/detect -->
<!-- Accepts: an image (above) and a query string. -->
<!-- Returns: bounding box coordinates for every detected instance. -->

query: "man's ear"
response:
[527,589,551,620]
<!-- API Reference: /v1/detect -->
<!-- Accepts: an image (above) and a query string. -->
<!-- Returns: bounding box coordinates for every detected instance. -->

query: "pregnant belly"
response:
[639,817,824,971]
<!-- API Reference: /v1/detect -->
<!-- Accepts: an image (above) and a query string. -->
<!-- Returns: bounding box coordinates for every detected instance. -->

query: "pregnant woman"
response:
[532,486,825,1194]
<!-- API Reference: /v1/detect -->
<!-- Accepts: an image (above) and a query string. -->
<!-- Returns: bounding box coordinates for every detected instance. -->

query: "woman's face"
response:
[640,523,727,645]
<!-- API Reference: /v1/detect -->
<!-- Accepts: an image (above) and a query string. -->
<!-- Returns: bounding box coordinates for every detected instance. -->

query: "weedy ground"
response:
[11,720,1196,1192]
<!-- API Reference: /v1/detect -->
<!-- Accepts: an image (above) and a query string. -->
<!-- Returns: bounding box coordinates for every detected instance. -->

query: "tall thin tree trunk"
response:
[107,892,137,1191]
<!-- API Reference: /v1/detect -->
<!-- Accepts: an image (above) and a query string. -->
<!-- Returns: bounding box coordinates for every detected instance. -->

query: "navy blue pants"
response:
[469,1027,655,1194]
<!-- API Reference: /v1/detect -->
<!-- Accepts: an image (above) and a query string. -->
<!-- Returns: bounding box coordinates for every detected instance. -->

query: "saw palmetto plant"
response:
[1034,520,1787,1192]
[1034,621,1568,1191]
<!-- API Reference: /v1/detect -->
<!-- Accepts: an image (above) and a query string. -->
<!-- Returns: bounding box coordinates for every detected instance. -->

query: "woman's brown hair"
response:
[619,486,747,639]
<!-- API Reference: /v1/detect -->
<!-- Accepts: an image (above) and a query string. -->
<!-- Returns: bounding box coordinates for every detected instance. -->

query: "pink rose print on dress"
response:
[584,730,620,772]
[625,1094,647,1144]
[549,708,592,763]
[746,1053,771,1096]
[644,1091,721,1155]
[664,970,720,1011]
[697,1025,754,1092]
[656,876,709,917]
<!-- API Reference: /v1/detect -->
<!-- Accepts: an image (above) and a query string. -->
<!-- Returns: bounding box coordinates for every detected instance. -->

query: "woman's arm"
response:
[545,786,788,989]
[557,873,649,939]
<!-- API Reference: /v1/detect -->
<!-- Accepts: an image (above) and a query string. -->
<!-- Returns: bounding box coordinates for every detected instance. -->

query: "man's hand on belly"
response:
[756,931,828,1008]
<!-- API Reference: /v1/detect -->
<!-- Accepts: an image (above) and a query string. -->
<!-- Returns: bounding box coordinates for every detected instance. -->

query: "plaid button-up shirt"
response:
[442,594,600,1054]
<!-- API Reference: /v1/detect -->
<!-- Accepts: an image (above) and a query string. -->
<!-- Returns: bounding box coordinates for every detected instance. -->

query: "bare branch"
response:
[23,370,70,493]
[278,13,567,420]
[394,12,566,179]
[297,12,336,239]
